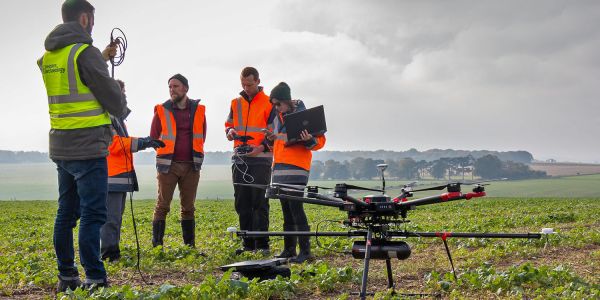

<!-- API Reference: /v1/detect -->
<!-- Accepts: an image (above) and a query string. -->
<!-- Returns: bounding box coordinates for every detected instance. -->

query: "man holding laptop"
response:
[264,82,326,263]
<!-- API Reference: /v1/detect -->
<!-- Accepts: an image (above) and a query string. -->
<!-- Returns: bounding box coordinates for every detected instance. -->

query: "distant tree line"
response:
[312,149,534,164]
[0,148,535,165]
[310,155,546,180]
[0,150,48,163]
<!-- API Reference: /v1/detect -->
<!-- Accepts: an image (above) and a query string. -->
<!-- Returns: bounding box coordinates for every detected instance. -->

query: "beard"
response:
[172,94,185,104]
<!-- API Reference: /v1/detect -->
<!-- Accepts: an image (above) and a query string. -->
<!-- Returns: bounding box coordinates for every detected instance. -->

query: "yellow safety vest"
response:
[40,43,110,130]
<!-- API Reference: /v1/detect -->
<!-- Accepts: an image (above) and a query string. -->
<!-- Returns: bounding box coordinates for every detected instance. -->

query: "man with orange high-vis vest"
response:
[150,74,206,248]
[225,67,277,255]
[100,80,165,262]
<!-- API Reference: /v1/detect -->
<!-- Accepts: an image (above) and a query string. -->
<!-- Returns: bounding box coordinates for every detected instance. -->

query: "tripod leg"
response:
[359,230,373,300]
[385,258,395,290]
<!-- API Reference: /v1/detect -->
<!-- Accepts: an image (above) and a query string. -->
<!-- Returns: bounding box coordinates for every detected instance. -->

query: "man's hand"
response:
[226,128,237,141]
[148,139,166,149]
[246,144,265,157]
[138,137,166,151]
[299,130,313,142]
[263,129,276,142]
[102,41,120,62]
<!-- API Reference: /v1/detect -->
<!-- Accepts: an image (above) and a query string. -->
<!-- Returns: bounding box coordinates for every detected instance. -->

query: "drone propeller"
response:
[233,183,269,189]
[410,184,450,192]
[460,178,507,185]
[274,183,333,191]
[343,184,384,193]
[410,178,505,193]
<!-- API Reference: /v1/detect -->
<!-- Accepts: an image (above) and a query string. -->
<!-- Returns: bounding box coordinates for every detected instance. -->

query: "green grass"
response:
[0,197,598,299]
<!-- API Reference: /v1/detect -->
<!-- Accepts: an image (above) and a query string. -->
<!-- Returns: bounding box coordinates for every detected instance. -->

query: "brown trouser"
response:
[153,162,200,221]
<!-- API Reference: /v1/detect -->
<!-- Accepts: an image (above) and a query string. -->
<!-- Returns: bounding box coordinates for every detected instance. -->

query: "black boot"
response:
[152,220,165,248]
[181,219,195,247]
[291,226,314,263]
[275,236,297,258]
[56,275,81,293]
[235,237,255,255]
[276,225,297,258]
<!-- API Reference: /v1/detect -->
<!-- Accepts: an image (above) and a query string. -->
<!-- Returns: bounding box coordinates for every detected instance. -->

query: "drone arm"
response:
[277,193,345,208]
[396,191,486,209]
[388,231,542,239]
[236,230,365,237]
[341,195,370,207]
[313,193,346,204]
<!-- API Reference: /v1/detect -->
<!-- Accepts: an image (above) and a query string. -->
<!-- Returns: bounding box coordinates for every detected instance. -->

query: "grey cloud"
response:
[265,0,600,161]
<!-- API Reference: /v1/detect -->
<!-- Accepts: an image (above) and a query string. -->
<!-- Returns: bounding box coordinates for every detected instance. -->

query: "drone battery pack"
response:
[352,240,411,260]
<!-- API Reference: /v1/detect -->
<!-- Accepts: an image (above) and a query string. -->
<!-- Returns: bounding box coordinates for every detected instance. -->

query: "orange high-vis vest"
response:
[272,113,326,171]
[107,118,139,192]
[225,90,273,152]
[107,133,137,177]
[155,100,206,173]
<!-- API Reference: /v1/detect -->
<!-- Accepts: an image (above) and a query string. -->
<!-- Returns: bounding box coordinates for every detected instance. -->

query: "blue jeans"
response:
[53,158,107,281]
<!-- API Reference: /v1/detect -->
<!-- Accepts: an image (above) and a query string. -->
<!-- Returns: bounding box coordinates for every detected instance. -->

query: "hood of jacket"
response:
[45,22,93,51]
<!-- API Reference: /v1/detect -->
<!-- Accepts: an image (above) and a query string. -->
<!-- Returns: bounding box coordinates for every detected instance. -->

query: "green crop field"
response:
[0,197,598,299]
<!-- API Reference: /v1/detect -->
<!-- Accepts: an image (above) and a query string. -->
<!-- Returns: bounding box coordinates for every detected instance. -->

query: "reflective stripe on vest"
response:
[273,116,288,142]
[41,43,110,129]
[272,168,310,177]
[229,91,272,149]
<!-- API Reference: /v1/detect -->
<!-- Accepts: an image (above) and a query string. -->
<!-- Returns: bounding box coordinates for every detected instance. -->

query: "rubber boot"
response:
[152,220,165,248]
[291,225,314,263]
[276,225,297,258]
[181,219,196,247]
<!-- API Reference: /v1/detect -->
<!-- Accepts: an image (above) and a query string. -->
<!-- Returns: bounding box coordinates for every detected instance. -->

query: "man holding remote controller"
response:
[225,67,276,255]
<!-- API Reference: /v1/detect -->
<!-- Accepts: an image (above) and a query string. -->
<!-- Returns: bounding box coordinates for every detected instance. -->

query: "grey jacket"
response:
[39,22,127,160]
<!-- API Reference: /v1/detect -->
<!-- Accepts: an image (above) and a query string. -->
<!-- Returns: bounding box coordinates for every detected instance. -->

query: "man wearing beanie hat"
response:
[265,81,326,263]
[225,67,277,255]
[149,73,207,248]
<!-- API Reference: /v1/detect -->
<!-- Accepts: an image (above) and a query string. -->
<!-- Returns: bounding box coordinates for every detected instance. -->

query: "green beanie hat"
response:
[270,82,291,102]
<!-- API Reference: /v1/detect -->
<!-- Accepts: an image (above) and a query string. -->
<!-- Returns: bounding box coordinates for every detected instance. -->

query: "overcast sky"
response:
[1,0,599,162]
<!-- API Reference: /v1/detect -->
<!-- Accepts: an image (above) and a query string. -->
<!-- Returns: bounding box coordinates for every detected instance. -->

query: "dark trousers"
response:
[280,190,309,231]
[232,163,271,250]
[53,158,107,281]
[279,185,310,252]
[100,192,126,258]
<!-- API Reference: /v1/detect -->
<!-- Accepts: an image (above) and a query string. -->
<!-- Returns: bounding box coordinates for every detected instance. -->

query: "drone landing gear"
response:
[441,237,458,281]
[351,229,440,299]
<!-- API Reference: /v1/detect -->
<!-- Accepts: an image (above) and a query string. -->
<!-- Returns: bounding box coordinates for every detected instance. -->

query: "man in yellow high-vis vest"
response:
[37,0,127,292]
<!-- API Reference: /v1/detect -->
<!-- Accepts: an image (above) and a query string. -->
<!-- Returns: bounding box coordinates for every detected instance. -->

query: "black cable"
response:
[109,27,151,285]
[116,135,151,285]
[109,28,127,78]
[232,98,255,183]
